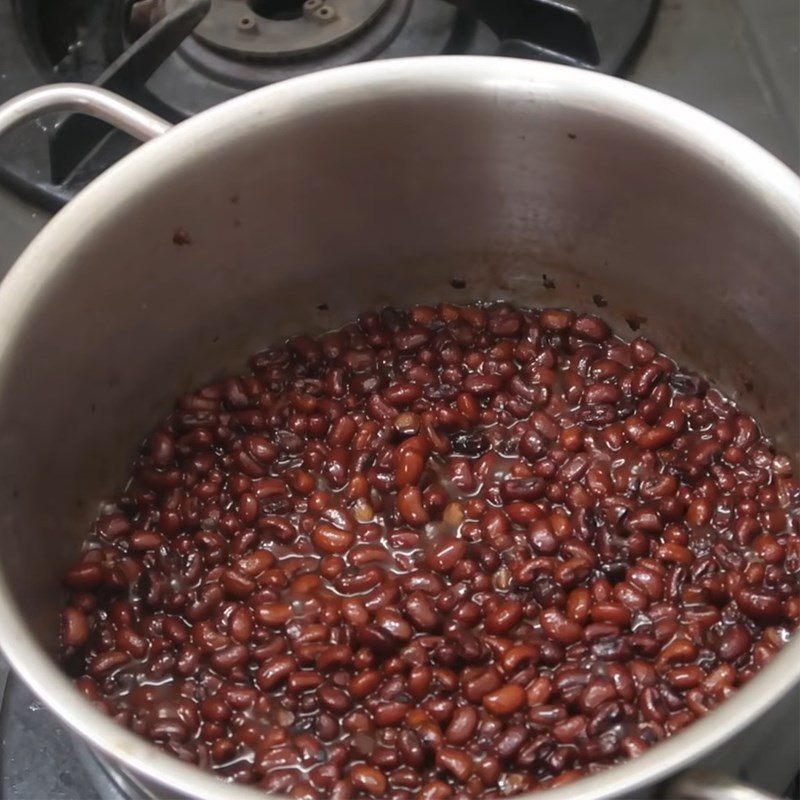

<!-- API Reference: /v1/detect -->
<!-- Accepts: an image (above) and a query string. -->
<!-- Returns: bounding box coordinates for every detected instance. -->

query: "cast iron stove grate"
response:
[0,0,657,209]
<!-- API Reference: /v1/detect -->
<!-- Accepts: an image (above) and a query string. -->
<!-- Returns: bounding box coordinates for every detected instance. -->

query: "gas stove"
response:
[0,0,656,209]
[0,1,799,799]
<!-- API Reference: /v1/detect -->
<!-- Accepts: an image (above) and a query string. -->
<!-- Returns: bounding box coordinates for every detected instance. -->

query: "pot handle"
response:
[666,770,781,800]
[0,84,172,142]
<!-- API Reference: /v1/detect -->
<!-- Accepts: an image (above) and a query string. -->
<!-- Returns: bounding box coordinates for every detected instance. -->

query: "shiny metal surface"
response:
[0,58,797,800]
[0,84,171,142]
[668,770,781,800]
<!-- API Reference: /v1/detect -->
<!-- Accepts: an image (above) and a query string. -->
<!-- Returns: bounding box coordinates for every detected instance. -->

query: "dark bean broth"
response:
[60,303,800,798]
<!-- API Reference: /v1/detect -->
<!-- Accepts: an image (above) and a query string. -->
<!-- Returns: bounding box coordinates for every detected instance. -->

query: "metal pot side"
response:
[0,58,797,800]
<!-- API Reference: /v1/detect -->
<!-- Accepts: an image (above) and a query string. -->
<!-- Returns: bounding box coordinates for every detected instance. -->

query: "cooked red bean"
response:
[426,538,467,573]
[350,765,388,797]
[445,705,479,745]
[254,603,293,627]
[460,666,502,704]
[484,600,523,634]
[312,523,355,554]
[436,748,474,782]
[62,607,90,648]
[256,655,297,690]
[59,303,799,798]
[541,608,583,644]
[482,684,526,715]
[397,486,430,526]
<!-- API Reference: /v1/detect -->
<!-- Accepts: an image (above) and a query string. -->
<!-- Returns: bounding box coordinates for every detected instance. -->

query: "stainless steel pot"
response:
[0,57,797,800]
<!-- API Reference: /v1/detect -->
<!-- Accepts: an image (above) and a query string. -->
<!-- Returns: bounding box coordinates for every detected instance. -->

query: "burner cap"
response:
[168,0,390,60]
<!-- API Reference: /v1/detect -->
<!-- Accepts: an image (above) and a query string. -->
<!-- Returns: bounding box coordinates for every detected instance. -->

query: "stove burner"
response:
[180,0,390,58]
[163,0,419,94]
[0,0,657,209]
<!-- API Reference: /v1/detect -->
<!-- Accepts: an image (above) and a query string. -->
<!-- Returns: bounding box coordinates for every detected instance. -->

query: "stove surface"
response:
[0,1,798,798]
[0,0,655,207]
[2,673,105,800]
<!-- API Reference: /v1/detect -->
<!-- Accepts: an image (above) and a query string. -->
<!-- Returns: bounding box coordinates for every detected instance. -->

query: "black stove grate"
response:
[0,0,657,209]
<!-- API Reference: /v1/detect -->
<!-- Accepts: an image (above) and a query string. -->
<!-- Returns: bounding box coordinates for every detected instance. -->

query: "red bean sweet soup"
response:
[59,303,800,798]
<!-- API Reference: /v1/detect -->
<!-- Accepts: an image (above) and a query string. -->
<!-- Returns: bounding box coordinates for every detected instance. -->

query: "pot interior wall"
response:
[0,72,797,652]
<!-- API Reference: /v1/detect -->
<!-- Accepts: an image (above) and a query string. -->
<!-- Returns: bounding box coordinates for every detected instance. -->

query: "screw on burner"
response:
[162,0,382,59]
[311,3,337,24]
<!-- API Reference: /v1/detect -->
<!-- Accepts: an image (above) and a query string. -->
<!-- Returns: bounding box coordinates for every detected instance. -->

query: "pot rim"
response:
[0,56,798,800]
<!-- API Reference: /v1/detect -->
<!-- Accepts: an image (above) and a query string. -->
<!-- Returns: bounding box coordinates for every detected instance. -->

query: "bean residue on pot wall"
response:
[59,302,800,798]
[172,227,192,246]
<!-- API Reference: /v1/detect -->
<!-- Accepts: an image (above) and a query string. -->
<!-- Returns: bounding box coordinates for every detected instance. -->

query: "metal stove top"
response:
[0,1,798,798]
[0,0,655,208]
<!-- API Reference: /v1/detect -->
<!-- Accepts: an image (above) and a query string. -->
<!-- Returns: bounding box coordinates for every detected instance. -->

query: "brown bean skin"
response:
[590,603,631,626]
[614,582,649,612]
[312,524,355,554]
[553,715,587,744]
[257,656,297,690]
[62,607,90,647]
[116,628,148,659]
[572,314,610,342]
[541,608,583,644]
[713,624,752,661]
[88,650,130,677]
[254,603,293,627]
[463,374,502,396]
[736,587,783,621]
[394,436,431,488]
[237,550,274,576]
[221,569,256,599]
[319,685,353,714]
[395,449,425,488]
[129,530,163,551]
[397,487,430,526]
[349,669,380,699]
[351,765,388,797]
[63,562,104,590]
[229,606,254,643]
[665,666,704,690]
[566,588,591,623]
[482,684,526,715]
[628,566,664,600]
[525,676,552,708]
[445,706,479,745]
[210,643,248,673]
[426,538,467,573]
[501,644,540,675]
[462,668,503,704]
[657,638,698,668]
[436,748,474,782]
[485,601,523,635]
[59,301,800,798]
[403,591,440,632]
